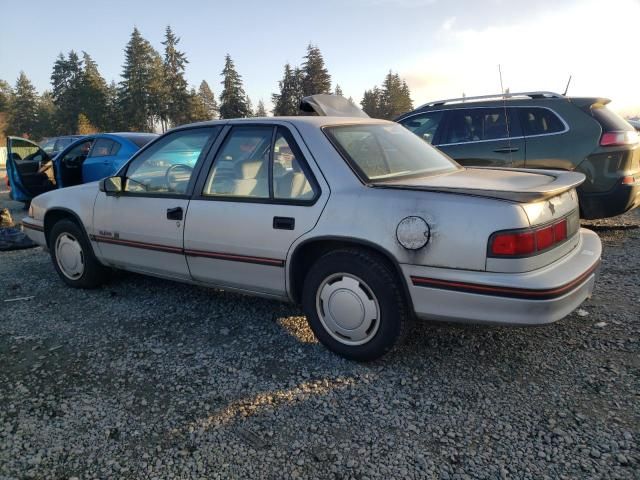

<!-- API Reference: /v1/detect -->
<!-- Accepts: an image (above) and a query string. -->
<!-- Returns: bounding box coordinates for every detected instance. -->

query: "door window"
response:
[519,108,565,135]
[203,126,318,202]
[124,127,217,195]
[61,140,94,168]
[443,108,512,144]
[398,111,444,144]
[10,138,49,164]
[89,139,116,157]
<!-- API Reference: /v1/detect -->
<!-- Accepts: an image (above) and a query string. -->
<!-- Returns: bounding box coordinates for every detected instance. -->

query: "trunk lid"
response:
[375,167,585,204]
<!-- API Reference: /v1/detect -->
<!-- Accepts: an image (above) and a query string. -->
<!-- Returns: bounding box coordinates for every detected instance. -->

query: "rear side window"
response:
[398,111,444,144]
[442,108,511,144]
[519,108,565,135]
[590,105,634,132]
[89,139,116,157]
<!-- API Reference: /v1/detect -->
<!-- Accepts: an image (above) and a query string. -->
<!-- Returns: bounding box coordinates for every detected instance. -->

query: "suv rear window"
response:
[590,105,634,132]
[519,108,565,135]
[325,123,459,182]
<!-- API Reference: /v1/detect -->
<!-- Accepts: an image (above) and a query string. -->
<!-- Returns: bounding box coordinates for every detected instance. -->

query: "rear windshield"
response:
[325,123,459,182]
[591,105,634,132]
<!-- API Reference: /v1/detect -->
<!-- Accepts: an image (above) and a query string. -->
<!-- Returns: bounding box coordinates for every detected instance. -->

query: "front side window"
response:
[203,126,317,201]
[325,123,459,182]
[89,139,116,157]
[519,108,565,135]
[61,140,94,168]
[124,127,216,195]
[399,111,444,144]
[443,108,511,144]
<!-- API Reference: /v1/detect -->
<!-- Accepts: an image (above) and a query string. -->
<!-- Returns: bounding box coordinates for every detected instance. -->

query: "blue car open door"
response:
[5,137,57,203]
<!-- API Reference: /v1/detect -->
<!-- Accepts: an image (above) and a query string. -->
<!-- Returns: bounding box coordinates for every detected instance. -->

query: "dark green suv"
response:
[396,92,640,219]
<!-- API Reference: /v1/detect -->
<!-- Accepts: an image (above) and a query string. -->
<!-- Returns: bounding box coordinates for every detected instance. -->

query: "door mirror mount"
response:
[100,176,123,196]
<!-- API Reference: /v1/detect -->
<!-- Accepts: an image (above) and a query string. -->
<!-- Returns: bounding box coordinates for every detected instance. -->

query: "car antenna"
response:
[498,64,513,165]
[563,75,572,96]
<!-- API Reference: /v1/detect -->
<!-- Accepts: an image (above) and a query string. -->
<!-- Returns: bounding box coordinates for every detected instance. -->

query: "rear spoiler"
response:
[300,94,369,118]
[568,97,611,108]
[376,168,586,203]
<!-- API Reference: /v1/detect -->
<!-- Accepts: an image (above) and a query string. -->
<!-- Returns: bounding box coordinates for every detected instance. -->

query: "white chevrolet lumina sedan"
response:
[23,96,601,360]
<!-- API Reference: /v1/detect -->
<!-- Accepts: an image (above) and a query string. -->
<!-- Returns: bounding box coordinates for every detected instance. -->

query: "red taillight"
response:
[490,218,569,257]
[491,231,535,256]
[600,131,639,146]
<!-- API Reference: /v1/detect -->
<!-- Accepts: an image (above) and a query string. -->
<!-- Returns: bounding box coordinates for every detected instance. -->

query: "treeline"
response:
[0,26,413,142]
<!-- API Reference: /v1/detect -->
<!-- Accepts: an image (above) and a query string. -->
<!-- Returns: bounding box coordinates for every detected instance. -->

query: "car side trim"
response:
[22,220,44,232]
[89,234,284,267]
[410,260,599,300]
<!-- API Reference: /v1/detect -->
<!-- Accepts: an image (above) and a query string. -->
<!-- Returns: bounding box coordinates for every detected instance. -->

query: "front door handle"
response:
[493,147,519,153]
[167,207,183,221]
[273,216,295,230]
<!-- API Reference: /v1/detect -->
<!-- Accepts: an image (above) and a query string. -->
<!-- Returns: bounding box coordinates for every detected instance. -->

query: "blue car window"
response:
[89,139,116,157]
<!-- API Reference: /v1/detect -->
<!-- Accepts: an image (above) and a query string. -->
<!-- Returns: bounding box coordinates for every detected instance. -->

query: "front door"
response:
[436,107,526,167]
[184,124,329,297]
[92,127,219,280]
[5,137,55,202]
[83,137,121,183]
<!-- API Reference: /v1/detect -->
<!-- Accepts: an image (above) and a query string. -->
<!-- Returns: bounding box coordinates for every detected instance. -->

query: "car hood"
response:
[374,167,585,203]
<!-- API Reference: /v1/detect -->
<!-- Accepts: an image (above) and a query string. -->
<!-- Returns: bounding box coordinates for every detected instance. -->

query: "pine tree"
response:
[272,63,303,116]
[198,80,218,119]
[33,91,56,140]
[0,79,12,111]
[185,87,210,122]
[334,84,344,97]
[104,81,123,131]
[301,44,331,96]
[162,26,190,128]
[119,27,161,131]
[379,71,413,119]
[77,113,98,134]
[361,87,383,118]
[219,54,250,119]
[51,51,84,133]
[9,72,39,138]
[80,52,108,130]
[148,50,169,131]
[255,99,267,117]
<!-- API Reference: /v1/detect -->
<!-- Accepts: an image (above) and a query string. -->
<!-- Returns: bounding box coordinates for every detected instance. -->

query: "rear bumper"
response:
[578,180,640,219]
[402,228,601,326]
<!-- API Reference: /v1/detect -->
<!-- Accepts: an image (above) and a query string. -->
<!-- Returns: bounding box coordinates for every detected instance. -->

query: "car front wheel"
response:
[302,248,410,361]
[49,219,108,288]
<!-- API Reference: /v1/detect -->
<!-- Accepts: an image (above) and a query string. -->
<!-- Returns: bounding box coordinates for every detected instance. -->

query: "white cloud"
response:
[399,0,640,115]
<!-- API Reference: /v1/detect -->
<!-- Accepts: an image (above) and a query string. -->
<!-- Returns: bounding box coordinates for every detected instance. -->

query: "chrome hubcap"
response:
[55,233,84,280]
[316,273,380,346]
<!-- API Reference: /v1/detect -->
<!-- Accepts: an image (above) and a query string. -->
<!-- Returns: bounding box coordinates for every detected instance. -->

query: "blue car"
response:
[5,132,158,203]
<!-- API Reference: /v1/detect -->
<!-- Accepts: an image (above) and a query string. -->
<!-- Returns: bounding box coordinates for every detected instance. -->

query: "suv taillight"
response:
[600,130,639,146]
[489,218,570,257]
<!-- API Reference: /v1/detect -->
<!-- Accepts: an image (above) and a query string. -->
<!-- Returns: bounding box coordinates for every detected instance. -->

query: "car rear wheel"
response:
[49,219,108,288]
[302,248,410,361]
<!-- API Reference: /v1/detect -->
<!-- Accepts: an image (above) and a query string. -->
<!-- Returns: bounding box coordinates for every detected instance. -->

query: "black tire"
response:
[49,219,109,288]
[302,248,410,361]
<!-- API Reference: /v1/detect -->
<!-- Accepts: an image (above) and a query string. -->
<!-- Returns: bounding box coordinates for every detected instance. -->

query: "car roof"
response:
[172,116,391,132]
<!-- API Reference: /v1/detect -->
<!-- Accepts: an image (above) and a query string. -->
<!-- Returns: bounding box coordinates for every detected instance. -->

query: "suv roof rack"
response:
[416,91,565,110]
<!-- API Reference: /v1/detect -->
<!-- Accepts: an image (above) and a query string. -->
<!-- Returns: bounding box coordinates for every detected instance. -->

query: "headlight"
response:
[396,216,430,250]
[28,204,34,218]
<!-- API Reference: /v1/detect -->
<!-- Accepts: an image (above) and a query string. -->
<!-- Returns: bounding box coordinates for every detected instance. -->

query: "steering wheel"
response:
[165,164,193,193]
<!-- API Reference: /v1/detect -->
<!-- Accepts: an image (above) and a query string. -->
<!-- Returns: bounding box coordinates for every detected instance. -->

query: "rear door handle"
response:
[167,207,183,221]
[273,217,295,230]
[493,147,519,153]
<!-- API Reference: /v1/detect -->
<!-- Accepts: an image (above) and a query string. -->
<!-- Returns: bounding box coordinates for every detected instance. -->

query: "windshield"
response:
[325,123,459,182]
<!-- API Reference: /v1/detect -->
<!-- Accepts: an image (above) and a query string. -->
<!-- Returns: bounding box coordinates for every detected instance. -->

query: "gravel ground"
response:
[0,178,638,479]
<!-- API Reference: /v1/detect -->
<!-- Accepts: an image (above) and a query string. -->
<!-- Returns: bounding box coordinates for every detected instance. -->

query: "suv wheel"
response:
[302,248,410,361]
[49,219,108,288]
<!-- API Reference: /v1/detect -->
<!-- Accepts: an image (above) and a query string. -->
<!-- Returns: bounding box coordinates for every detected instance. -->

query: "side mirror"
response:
[99,176,123,196]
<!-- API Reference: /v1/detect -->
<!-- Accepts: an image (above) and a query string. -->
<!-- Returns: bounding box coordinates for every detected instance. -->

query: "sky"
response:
[1,0,639,116]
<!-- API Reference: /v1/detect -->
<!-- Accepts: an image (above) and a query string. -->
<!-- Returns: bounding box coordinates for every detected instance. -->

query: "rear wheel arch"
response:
[287,236,413,311]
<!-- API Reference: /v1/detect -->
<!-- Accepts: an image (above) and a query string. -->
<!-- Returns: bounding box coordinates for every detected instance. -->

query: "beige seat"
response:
[275,159,313,199]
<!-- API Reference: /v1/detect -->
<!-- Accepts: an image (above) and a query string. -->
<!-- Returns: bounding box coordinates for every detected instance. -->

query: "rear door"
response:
[6,137,56,201]
[436,107,525,167]
[83,138,122,182]
[518,107,572,169]
[184,123,329,297]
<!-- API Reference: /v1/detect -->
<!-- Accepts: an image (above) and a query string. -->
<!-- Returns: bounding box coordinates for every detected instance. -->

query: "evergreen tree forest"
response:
[0,31,414,142]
